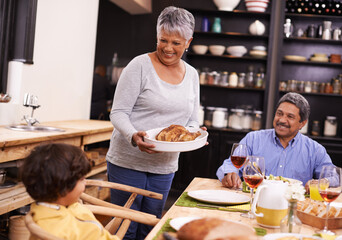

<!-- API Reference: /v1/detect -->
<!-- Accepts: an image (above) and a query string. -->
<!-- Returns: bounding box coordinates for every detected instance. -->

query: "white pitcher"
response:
[251,180,288,228]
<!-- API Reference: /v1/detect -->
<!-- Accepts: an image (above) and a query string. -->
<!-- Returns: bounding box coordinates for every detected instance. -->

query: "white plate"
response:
[263,233,323,240]
[266,176,303,185]
[187,190,250,205]
[143,126,208,152]
[169,217,200,231]
[336,235,342,240]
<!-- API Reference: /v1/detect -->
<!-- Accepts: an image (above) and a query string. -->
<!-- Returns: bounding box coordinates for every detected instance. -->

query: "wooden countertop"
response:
[0,120,114,163]
[0,119,113,148]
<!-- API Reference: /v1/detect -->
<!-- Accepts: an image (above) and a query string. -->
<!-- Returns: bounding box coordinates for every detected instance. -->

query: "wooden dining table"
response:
[145,177,342,240]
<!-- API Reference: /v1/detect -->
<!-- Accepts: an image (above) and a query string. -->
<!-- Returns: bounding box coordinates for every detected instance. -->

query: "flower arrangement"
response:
[284,183,306,202]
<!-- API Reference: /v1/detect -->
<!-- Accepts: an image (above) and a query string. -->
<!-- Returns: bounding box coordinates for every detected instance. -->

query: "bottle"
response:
[284,19,294,38]
[246,65,255,88]
[201,17,210,32]
[212,107,228,128]
[110,52,120,84]
[212,17,221,33]
[311,121,321,136]
[238,73,246,88]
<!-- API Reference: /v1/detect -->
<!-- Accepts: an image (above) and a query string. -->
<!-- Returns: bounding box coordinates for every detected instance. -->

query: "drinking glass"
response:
[241,156,265,218]
[230,143,248,169]
[317,165,342,236]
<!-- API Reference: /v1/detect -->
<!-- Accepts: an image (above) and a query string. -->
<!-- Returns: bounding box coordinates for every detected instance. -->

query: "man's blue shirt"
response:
[216,129,334,185]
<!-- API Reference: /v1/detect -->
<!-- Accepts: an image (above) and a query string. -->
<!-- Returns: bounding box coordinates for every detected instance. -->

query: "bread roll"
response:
[297,198,342,218]
[177,218,256,240]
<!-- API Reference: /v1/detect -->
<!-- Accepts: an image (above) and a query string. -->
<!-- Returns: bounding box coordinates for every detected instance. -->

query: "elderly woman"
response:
[106,6,200,240]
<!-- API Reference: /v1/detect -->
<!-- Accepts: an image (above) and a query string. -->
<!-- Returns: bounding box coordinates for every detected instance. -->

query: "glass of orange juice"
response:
[309,180,324,201]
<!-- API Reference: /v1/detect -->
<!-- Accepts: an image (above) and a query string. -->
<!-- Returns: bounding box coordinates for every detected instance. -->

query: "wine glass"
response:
[230,143,248,169]
[317,165,342,236]
[241,155,265,219]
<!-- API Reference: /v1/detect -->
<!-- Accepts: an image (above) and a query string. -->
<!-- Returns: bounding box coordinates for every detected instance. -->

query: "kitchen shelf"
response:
[188,8,271,18]
[285,12,342,20]
[282,59,342,68]
[280,90,342,98]
[283,36,342,45]
[187,53,267,62]
[194,31,269,40]
[201,83,264,92]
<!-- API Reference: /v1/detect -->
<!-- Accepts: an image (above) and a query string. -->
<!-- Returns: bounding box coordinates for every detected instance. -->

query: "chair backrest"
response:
[24,212,63,240]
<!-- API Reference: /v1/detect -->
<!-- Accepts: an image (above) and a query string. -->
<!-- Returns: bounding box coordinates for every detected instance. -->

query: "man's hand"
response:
[221,172,242,189]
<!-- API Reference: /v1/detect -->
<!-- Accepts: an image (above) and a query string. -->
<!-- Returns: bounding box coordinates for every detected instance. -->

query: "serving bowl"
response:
[213,0,241,11]
[226,45,247,57]
[252,45,267,51]
[245,0,269,12]
[209,45,225,56]
[192,45,208,55]
[249,49,267,58]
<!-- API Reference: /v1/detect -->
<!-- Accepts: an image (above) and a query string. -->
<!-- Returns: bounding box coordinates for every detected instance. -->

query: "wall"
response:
[0,0,99,125]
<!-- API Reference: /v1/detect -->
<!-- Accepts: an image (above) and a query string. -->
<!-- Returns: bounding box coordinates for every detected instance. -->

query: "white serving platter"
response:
[187,190,250,205]
[143,126,208,152]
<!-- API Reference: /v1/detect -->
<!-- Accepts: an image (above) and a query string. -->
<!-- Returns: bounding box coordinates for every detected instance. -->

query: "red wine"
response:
[319,190,341,202]
[231,156,246,168]
[244,175,263,188]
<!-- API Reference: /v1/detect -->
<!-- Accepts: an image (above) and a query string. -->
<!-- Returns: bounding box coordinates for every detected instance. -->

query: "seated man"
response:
[217,92,334,189]
[21,143,120,240]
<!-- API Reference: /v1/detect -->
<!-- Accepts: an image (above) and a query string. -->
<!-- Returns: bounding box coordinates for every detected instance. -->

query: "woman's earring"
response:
[185,48,188,52]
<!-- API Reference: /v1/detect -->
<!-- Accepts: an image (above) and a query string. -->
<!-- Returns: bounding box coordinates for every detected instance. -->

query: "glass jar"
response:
[311,121,320,136]
[198,105,205,126]
[238,73,246,88]
[311,81,319,93]
[229,109,243,130]
[220,71,228,86]
[199,71,207,85]
[333,79,341,94]
[242,109,252,130]
[229,72,238,87]
[204,106,215,127]
[324,116,337,137]
[213,72,221,85]
[251,110,263,131]
[212,107,228,128]
[255,73,264,88]
[319,83,326,93]
[325,83,333,93]
[207,72,214,85]
[287,80,297,91]
[297,81,305,92]
[304,81,312,93]
[279,81,287,91]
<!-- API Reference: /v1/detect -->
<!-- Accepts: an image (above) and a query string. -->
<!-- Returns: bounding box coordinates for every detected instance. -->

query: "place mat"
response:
[175,192,250,211]
[152,218,175,240]
[152,218,267,239]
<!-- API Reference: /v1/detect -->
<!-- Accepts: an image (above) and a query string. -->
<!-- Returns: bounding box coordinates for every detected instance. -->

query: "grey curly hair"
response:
[276,92,310,122]
[156,6,195,42]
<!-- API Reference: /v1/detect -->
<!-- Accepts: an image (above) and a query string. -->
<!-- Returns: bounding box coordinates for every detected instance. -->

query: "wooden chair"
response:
[25,179,163,240]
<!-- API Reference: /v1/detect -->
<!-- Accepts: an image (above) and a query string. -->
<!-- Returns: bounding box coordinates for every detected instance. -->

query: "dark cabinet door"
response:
[172,130,220,191]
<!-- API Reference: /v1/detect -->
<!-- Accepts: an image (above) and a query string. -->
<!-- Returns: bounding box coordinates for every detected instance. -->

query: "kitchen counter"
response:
[0,119,114,215]
[0,119,113,163]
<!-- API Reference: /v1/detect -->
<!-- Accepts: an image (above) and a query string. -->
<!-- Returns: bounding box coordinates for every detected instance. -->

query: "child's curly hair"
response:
[21,143,91,202]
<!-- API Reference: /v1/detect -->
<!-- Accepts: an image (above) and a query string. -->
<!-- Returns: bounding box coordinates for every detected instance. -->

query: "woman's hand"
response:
[132,131,159,154]
[200,126,209,146]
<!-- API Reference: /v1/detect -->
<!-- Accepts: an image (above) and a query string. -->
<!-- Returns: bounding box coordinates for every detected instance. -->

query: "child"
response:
[21,143,120,240]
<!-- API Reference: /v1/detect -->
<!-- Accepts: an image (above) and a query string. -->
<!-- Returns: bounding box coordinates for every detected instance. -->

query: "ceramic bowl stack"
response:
[249,45,267,58]
[192,45,208,55]
[213,0,241,11]
[209,45,226,56]
[226,45,247,57]
[310,53,329,62]
[245,0,269,12]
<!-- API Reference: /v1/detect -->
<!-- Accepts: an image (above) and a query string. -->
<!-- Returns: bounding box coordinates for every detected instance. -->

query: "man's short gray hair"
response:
[276,92,310,122]
[157,6,195,42]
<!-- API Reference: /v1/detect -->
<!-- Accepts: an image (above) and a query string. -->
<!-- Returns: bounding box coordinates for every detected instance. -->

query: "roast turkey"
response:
[155,125,201,142]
